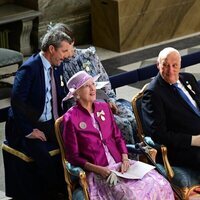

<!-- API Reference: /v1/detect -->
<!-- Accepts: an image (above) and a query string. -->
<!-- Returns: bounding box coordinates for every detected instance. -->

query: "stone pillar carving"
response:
[20,19,33,55]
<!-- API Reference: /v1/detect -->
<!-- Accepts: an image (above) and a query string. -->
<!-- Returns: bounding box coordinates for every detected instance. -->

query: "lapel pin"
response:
[79,122,87,129]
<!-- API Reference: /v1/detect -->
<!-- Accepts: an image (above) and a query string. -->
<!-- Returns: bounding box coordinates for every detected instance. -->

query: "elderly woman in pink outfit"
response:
[62,71,174,200]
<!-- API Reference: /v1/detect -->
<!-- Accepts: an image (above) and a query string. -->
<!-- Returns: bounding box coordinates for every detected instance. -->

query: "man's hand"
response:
[26,129,47,141]
[108,102,118,114]
[191,135,200,146]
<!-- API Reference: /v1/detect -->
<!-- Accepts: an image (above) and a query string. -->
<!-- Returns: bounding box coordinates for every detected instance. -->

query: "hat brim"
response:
[96,81,109,89]
[63,74,102,102]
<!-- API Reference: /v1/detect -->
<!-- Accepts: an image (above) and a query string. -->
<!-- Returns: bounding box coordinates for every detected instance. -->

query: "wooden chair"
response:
[54,116,89,200]
[54,115,158,200]
[132,83,200,200]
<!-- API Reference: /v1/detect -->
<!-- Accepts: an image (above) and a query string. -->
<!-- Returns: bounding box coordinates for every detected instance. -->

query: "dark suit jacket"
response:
[142,72,200,151]
[6,53,66,146]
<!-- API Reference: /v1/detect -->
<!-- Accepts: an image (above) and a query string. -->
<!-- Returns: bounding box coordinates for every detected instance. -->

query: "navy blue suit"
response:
[5,53,66,199]
[142,72,200,168]
[6,53,65,145]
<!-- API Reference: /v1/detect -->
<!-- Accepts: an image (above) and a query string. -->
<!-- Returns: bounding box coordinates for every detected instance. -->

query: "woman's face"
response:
[76,79,96,103]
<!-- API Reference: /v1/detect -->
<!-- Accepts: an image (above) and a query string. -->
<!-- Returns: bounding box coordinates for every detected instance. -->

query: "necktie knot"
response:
[172,83,178,88]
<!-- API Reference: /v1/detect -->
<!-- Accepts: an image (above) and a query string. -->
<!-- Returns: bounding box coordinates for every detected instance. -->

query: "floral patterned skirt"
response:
[87,161,174,200]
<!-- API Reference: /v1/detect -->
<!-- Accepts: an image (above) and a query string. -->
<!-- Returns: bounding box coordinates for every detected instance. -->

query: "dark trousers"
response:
[19,120,65,200]
[168,146,200,170]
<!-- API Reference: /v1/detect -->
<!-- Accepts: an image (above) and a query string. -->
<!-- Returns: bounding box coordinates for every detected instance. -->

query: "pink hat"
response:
[63,71,108,101]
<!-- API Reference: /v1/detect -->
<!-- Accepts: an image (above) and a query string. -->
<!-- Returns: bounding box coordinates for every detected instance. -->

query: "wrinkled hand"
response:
[27,129,47,141]
[108,102,118,114]
[106,172,119,186]
[97,166,111,178]
[120,159,130,173]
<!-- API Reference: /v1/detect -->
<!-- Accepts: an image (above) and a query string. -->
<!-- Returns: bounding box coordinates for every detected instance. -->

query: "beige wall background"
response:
[0,0,200,52]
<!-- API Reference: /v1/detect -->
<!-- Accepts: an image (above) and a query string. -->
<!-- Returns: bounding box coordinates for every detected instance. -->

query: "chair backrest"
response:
[55,116,74,199]
[132,83,176,178]
[54,116,90,200]
[131,83,149,142]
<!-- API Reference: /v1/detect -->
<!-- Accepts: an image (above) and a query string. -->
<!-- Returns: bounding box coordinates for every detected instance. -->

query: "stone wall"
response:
[91,0,200,52]
[14,0,91,50]
[37,0,91,47]
[0,0,13,6]
[1,0,200,53]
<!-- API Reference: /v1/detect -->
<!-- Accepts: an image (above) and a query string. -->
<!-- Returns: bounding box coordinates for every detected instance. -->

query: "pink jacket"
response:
[63,101,128,168]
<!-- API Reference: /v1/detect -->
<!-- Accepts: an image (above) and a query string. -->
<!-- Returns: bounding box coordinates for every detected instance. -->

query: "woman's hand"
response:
[97,166,111,178]
[120,159,130,173]
[120,154,130,173]
[84,162,111,178]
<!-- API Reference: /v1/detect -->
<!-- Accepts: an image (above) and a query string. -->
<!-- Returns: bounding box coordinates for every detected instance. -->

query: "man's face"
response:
[158,52,181,84]
[50,41,74,66]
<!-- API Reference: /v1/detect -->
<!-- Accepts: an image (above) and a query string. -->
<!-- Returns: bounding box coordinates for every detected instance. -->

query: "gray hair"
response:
[157,47,181,63]
[40,30,73,52]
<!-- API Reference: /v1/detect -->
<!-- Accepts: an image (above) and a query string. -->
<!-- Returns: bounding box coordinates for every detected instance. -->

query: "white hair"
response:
[157,47,181,63]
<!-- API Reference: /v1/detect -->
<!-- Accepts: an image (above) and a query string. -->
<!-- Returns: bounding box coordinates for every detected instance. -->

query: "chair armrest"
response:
[66,162,89,200]
[66,162,85,177]
[126,144,143,155]
[144,137,174,180]
[160,145,174,180]
[126,143,157,163]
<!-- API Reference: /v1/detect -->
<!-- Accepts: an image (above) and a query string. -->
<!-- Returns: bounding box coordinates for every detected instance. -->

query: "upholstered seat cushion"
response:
[157,164,200,188]
[72,188,85,200]
[144,137,200,188]
[0,48,23,67]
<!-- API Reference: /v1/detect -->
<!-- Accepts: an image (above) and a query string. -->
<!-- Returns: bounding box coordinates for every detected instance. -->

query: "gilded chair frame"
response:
[1,142,60,162]
[132,83,200,200]
[54,116,90,200]
[1,140,60,199]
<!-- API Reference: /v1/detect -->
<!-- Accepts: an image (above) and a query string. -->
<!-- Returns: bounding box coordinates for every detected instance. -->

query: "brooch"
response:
[83,61,91,72]
[97,110,105,121]
[186,81,196,94]
[79,122,87,129]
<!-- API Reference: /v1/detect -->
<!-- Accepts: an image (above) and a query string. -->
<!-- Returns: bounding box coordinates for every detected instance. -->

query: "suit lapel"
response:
[179,75,200,114]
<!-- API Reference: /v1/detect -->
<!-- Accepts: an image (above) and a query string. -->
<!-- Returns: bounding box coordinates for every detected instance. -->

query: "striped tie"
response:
[50,67,59,120]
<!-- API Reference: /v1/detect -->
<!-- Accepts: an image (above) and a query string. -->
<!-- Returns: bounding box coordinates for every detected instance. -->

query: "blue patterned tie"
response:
[173,83,200,116]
